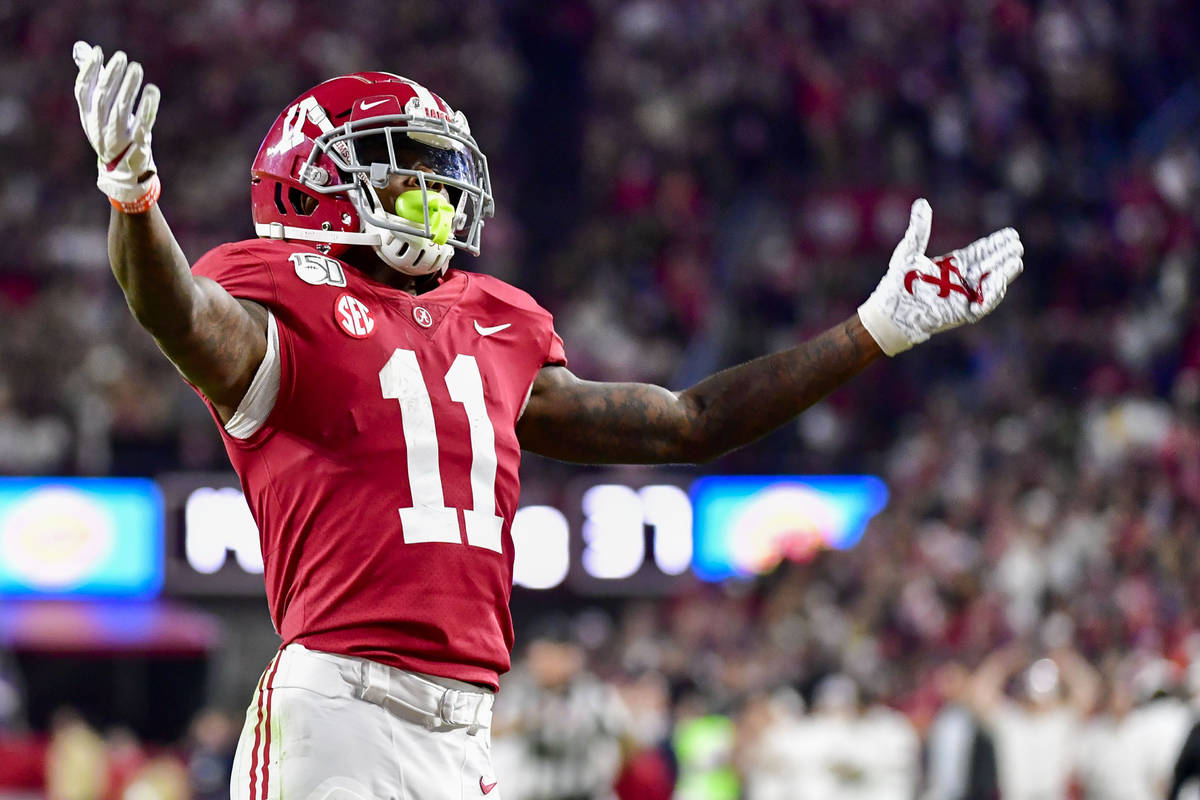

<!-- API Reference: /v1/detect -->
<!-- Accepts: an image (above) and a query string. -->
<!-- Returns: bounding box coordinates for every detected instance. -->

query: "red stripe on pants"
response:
[247,653,279,800]
[259,654,283,799]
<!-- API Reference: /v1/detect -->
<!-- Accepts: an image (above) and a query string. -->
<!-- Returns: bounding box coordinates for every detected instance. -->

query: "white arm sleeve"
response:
[224,312,280,439]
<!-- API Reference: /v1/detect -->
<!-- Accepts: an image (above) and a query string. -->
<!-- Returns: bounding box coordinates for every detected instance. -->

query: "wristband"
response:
[857,295,917,357]
[108,174,161,214]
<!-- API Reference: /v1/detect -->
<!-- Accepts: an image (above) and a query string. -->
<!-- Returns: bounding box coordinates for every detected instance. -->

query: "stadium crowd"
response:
[1,0,1200,797]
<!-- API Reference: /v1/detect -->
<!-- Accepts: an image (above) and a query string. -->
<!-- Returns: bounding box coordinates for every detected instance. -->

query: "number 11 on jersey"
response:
[378,349,504,552]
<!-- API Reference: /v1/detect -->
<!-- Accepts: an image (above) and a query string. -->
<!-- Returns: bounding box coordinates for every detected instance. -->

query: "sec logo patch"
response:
[334,293,375,338]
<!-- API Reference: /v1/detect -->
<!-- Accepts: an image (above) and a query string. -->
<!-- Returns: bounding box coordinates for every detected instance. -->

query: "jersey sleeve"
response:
[191,242,280,306]
[469,271,567,369]
[525,289,566,367]
[545,319,567,367]
[186,242,290,447]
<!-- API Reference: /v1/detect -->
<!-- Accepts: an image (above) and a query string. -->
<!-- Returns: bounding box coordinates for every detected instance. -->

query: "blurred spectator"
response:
[0,650,26,733]
[611,670,675,800]
[670,692,739,800]
[1167,656,1200,800]
[0,379,70,474]
[4,0,1192,483]
[1121,658,1193,800]
[737,687,808,800]
[738,674,918,799]
[117,756,188,800]
[1170,721,1200,800]
[804,674,918,800]
[920,662,999,800]
[1075,674,1155,800]
[104,727,145,800]
[5,0,1200,797]
[45,709,106,800]
[182,709,236,800]
[494,617,634,800]
[969,647,1100,800]
[1072,656,1190,800]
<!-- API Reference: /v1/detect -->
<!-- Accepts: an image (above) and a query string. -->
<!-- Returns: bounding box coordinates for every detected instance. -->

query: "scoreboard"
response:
[0,474,889,599]
[158,472,699,597]
[0,478,162,598]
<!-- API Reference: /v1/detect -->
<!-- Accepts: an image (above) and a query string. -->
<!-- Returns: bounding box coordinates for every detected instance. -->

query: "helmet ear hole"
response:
[287,186,319,216]
[273,182,287,215]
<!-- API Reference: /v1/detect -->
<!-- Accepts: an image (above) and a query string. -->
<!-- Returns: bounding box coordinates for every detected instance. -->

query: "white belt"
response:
[279,644,494,735]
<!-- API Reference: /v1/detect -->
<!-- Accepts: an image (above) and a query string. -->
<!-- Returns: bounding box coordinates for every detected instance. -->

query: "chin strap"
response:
[255,183,455,275]
[253,219,452,275]
[254,222,380,246]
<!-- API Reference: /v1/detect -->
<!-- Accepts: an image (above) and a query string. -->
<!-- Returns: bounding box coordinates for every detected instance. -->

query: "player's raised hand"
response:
[857,199,1023,355]
[72,41,161,213]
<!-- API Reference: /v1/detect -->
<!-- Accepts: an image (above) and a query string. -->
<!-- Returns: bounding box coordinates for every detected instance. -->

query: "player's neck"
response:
[344,249,446,296]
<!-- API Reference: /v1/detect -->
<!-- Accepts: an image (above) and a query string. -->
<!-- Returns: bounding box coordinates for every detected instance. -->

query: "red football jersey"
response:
[190,239,566,688]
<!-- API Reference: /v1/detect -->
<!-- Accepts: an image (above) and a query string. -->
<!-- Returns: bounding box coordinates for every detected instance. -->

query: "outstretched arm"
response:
[1051,647,1100,716]
[518,316,880,463]
[966,646,1027,717]
[108,207,266,420]
[519,199,1023,464]
[75,43,264,421]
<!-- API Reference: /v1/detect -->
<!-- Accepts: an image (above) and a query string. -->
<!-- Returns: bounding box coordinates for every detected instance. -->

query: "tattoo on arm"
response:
[108,205,197,339]
[518,316,883,464]
[108,206,266,417]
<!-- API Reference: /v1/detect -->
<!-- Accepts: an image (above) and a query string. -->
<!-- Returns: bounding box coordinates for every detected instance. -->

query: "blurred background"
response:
[1,0,1200,797]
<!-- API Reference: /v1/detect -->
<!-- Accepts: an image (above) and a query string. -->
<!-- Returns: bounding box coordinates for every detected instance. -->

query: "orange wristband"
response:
[109,175,161,214]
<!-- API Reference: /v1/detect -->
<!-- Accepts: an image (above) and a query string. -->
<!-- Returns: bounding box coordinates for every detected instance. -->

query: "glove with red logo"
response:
[72,42,161,214]
[858,199,1023,356]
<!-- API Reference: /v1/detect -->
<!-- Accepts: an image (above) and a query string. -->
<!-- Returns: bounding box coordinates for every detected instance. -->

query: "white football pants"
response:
[230,644,500,800]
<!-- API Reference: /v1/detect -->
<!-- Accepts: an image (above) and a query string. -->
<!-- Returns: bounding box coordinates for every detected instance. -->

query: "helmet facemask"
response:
[351,132,469,275]
[302,107,493,276]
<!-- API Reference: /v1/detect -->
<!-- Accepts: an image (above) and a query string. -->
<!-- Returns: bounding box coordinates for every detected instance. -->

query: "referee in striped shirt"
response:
[494,616,635,800]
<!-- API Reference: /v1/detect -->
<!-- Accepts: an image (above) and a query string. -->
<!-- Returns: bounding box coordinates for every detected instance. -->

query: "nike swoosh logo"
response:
[480,777,498,795]
[360,98,389,111]
[474,321,511,336]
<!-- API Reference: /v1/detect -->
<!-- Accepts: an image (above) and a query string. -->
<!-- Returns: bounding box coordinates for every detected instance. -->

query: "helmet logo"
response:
[266,95,324,157]
[334,294,375,338]
[360,98,389,111]
[403,94,450,124]
[291,253,346,287]
[412,306,433,328]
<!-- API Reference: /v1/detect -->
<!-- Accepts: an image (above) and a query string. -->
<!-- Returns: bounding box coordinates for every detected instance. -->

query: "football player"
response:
[72,43,1022,800]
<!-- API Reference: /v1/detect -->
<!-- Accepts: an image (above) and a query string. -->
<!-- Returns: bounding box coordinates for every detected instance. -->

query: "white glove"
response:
[72,42,161,211]
[858,199,1023,356]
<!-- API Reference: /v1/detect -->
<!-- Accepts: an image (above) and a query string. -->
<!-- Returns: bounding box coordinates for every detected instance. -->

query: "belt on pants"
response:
[277,644,494,735]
